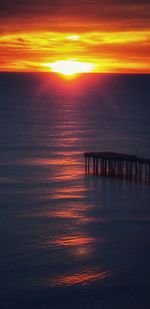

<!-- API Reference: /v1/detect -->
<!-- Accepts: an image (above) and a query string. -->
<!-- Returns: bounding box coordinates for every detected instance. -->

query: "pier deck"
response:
[84,152,150,183]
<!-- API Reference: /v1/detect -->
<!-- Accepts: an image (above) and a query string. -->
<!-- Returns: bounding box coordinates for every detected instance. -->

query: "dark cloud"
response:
[0,0,149,32]
[0,0,149,19]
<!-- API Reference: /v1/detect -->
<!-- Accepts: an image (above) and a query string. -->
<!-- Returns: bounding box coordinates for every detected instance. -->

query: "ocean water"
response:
[0,73,150,309]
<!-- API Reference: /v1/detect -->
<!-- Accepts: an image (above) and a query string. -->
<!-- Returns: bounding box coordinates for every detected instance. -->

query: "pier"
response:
[84,152,150,184]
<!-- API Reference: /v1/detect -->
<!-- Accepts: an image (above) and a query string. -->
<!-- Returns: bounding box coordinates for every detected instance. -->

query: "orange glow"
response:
[0,30,149,73]
[50,210,83,220]
[50,268,109,286]
[43,60,94,77]
[53,210,94,223]
[52,235,95,247]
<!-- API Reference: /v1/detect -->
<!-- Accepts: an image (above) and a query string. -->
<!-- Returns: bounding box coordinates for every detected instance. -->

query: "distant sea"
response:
[0,73,150,309]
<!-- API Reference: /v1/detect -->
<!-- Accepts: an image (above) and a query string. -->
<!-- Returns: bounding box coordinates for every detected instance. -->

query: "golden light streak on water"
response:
[47,268,109,287]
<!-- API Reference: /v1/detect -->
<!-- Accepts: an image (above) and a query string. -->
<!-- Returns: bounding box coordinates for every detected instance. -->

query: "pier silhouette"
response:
[84,152,150,183]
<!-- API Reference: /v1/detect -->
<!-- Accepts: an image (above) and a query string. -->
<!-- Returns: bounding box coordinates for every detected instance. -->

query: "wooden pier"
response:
[84,152,150,184]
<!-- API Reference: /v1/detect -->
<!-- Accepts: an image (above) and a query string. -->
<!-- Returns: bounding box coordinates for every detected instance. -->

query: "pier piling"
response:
[84,152,150,184]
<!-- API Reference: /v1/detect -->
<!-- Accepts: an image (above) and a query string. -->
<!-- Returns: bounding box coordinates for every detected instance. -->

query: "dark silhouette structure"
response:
[84,152,150,184]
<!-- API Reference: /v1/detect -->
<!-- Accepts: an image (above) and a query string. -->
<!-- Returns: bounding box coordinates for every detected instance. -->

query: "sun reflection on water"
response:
[51,235,95,247]
[49,207,94,223]
[44,268,109,287]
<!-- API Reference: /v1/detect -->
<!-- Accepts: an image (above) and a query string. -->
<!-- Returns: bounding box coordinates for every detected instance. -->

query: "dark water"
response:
[0,73,150,309]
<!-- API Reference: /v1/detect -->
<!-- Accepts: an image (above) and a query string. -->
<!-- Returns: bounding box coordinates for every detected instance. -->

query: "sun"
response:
[43,60,94,77]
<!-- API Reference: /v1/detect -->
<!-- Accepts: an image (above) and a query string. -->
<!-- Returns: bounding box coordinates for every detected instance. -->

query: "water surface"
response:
[0,73,150,308]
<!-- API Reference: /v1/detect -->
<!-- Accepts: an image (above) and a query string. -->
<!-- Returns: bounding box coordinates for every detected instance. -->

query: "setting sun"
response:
[43,60,95,76]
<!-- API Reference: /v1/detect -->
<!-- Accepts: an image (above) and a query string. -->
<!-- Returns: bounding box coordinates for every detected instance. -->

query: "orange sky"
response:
[0,0,150,73]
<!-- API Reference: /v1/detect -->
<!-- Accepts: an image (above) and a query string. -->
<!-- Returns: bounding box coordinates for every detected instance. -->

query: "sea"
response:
[0,73,150,309]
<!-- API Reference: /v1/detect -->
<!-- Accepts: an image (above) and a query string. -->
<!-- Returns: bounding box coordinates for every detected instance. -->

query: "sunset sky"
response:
[0,0,150,73]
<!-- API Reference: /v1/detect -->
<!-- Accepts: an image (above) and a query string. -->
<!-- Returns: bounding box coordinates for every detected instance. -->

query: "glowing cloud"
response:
[0,30,149,73]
